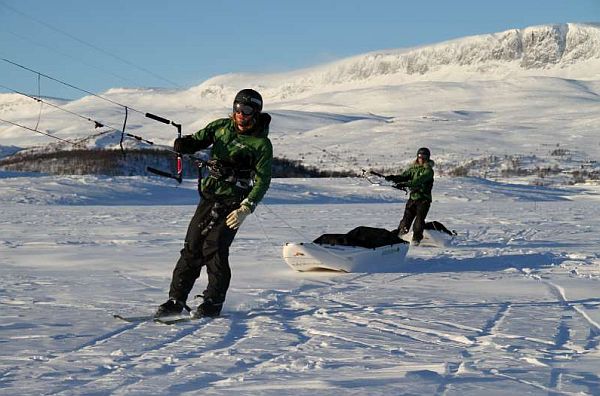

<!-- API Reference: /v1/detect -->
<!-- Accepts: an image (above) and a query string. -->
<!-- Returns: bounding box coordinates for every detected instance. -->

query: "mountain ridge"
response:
[190,23,600,102]
[3,23,600,109]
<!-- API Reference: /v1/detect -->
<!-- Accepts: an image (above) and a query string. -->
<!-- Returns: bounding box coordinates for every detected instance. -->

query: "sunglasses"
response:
[233,103,256,116]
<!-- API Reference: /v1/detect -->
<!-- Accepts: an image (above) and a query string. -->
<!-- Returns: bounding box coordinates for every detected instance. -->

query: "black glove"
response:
[174,135,202,154]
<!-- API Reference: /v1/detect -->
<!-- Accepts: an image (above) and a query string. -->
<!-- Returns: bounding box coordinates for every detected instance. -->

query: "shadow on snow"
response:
[377,252,563,274]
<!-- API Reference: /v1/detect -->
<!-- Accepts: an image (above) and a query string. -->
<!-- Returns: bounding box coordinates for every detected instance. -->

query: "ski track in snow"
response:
[0,178,599,395]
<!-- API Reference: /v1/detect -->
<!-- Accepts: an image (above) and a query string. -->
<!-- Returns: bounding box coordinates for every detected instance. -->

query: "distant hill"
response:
[1,23,599,185]
[192,23,600,100]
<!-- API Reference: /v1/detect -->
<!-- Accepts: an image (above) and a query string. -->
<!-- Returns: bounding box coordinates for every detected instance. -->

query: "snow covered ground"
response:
[1,173,599,395]
[2,22,600,395]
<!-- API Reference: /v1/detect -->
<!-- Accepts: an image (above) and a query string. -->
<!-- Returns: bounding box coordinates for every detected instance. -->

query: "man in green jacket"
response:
[155,89,273,318]
[384,147,434,246]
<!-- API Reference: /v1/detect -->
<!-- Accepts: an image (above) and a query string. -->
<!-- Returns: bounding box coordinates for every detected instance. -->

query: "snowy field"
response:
[1,174,599,395]
[2,22,600,395]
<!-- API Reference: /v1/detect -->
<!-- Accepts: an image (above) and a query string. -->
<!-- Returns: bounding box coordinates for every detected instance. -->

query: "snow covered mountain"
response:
[2,23,600,395]
[1,23,600,182]
[195,23,600,100]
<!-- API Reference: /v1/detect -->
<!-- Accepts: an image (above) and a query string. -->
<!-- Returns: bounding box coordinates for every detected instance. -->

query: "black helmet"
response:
[233,89,263,113]
[417,147,431,159]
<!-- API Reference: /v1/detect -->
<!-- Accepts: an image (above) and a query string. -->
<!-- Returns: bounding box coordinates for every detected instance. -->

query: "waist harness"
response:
[206,159,253,190]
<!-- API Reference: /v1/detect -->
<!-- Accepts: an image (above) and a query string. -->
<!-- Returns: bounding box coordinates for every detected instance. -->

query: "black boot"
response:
[154,298,185,318]
[193,297,223,318]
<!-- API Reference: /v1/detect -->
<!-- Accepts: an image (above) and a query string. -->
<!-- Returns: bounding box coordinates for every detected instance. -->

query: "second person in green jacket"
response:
[384,147,434,246]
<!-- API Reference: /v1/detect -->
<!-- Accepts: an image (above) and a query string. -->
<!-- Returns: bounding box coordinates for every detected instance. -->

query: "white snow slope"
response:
[1,23,600,395]
[1,175,599,395]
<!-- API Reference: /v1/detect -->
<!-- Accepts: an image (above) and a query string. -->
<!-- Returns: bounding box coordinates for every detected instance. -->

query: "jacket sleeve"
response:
[385,166,413,183]
[406,167,434,190]
[190,119,223,148]
[246,139,273,209]
[386,174,410,183]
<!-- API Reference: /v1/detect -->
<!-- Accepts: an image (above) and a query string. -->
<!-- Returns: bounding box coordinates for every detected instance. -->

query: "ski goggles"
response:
[417,153,429,159]
[233,102,256,116]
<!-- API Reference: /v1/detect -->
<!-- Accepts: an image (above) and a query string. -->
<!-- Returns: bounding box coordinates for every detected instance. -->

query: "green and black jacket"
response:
[189,114,273,210]
[387,160,435,202]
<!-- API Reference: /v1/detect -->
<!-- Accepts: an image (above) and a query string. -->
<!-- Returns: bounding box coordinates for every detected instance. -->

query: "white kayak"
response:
[282,241,409,273]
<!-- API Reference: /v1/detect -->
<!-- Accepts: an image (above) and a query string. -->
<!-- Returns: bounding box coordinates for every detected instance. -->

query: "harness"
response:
[193,159,254,236]
[205,159,253,190]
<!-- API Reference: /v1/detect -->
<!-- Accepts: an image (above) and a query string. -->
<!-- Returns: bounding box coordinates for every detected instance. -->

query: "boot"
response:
[193,297,223,318]
[154,298,185,318]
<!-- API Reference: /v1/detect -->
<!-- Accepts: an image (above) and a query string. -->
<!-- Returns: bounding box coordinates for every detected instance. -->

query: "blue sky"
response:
[1,0,599,98]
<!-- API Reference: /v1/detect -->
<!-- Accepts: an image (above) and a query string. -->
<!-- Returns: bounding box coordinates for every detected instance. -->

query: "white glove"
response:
[225,204,252,229]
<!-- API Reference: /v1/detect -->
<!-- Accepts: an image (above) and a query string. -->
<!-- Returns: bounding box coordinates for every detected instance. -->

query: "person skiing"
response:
[384,147,434,246]
[155,89,273,318]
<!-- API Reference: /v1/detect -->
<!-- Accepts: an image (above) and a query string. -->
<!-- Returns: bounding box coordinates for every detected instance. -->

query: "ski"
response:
[154,316,198,325]
[113,313,193,324]
[113,313,219,325]
[113,314,156,323]
[155,314,224,325]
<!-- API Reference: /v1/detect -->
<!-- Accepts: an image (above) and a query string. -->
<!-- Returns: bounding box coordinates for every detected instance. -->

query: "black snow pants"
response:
[398,199,431,242]
[168,198,239,305]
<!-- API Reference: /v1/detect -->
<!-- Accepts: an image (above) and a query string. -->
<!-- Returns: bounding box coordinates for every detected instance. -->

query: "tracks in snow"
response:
[2,272,600,394]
